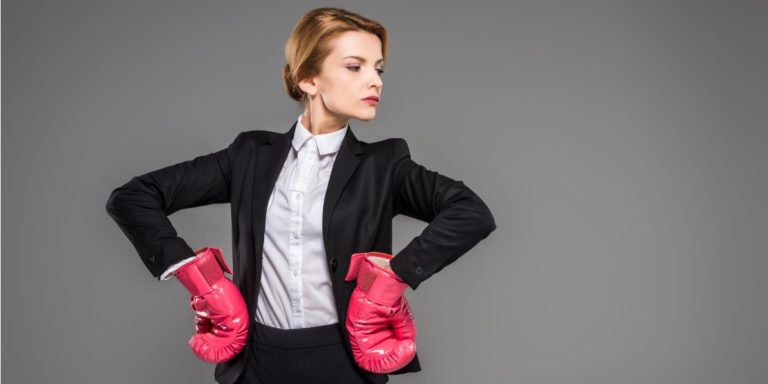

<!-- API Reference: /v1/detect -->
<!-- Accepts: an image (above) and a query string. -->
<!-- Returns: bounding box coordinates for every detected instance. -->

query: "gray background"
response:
[3,0,767,383]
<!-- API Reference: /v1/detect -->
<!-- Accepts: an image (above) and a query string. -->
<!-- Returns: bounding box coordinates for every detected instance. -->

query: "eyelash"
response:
[348,66,384,75]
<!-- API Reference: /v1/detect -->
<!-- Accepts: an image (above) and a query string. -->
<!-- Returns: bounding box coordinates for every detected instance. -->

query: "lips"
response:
[363,96,379,102]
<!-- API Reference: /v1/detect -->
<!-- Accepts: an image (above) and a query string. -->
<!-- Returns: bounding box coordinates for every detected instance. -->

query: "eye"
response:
[347,65,384,76]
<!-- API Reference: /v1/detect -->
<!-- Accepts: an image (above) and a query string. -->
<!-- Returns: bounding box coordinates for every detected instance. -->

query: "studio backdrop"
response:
[3,1,767,383]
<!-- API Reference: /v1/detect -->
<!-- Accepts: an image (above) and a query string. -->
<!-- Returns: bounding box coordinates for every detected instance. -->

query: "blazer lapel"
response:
[322,125,364,260]
[245,121,294,310]
[251,121,295,246]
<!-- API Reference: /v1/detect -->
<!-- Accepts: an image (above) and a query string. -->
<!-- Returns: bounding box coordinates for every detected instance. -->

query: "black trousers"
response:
[233,321,375,384]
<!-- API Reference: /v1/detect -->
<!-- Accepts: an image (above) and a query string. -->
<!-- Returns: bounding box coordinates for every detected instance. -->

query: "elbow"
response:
[460,186,497,238]
[473,196,496,237]
[105,189,121,217]
[463,199,496,240]
[481,210,497,237]
[105,186,131,218]
[486,215,497,234]
[105,177,142,217]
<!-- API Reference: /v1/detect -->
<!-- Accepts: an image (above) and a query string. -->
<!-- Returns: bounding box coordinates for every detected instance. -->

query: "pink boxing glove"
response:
[173,247,249,363]
[344,251,417,373]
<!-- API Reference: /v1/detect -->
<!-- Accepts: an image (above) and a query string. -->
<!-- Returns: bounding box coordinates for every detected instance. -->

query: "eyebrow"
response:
[344,56,385,65]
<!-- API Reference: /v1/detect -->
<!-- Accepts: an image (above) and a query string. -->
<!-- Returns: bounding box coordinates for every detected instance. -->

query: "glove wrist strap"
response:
[174,247,231,296]
[367,274,408,306]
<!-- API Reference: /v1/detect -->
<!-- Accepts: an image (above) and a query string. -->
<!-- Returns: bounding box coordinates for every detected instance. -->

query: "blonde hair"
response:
[283,7,388,110]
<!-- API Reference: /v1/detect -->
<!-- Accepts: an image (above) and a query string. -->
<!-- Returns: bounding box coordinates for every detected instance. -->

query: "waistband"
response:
[252,321,344,350]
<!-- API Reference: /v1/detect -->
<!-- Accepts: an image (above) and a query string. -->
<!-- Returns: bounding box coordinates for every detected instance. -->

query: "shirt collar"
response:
[291,114,348,155]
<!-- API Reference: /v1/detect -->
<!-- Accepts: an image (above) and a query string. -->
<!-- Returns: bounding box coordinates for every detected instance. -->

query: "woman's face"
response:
[301,30,384,122]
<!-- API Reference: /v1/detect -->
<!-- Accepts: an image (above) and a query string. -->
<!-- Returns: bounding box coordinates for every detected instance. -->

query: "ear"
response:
[298,75,318,96]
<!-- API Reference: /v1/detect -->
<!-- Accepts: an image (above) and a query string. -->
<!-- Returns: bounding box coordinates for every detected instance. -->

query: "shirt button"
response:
[148,256,156,263]
[415,266,424,275]
[292,270,298,276]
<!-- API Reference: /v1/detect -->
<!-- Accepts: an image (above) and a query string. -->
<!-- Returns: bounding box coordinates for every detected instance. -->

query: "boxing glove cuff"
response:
[174,247,233,296]
[346,252,407,306]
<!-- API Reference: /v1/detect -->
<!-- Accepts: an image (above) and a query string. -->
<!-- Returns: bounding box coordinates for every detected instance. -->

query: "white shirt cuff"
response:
[160,256,197,281]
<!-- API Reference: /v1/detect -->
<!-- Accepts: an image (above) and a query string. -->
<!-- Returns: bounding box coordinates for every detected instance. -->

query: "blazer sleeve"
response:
[105,132,244,280]
[389,138,497,290]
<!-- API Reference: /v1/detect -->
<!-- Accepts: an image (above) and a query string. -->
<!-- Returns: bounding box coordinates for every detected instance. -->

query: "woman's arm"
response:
[105,132,244,280]
[389,138,497,290]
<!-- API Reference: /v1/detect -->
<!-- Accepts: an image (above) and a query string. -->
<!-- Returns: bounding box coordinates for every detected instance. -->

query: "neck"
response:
[301,110,347,136]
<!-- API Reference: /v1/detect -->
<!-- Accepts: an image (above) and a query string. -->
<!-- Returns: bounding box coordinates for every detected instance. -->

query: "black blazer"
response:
[105,120,496,384]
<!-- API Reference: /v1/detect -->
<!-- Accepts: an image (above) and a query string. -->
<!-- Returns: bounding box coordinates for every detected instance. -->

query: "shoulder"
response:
[359,137,410,158]
[225,129,284,151]
[235,129,280,143]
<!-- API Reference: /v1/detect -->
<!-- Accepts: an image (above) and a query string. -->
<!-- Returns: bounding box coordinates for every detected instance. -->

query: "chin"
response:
[354,110,377,122]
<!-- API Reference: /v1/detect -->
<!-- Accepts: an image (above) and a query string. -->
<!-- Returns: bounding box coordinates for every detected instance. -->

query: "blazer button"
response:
[415,266,424,275]
[148,255,156,263]
[330,258,337,273]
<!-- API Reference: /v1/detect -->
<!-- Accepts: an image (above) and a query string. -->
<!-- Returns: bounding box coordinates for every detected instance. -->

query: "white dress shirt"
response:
[161,114,347,330]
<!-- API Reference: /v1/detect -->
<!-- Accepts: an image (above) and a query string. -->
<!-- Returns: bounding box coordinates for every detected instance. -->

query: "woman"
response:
[106,7,496,384]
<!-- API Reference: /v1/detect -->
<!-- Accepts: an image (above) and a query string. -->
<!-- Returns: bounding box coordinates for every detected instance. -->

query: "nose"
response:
[370,79,382,92]
[370,71,382,89]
